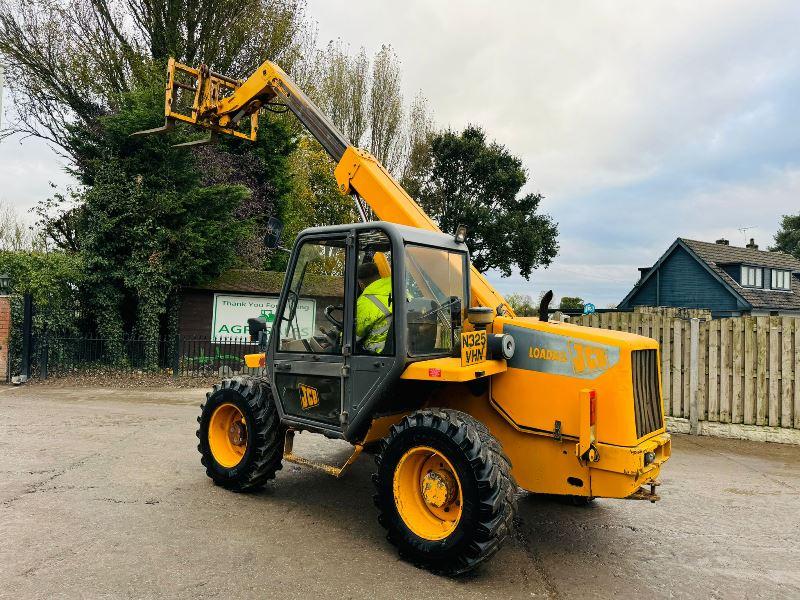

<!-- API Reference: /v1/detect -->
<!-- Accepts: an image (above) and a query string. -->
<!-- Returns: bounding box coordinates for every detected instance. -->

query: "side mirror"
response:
[247,317,267,342]
[263,216,284,250]
[449,296,462,323]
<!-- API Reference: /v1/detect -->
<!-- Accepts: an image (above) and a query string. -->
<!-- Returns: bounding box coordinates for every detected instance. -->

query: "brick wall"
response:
[0,296,10,382]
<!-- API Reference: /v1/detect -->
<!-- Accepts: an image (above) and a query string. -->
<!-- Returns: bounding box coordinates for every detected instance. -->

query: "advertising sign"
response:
[211,294,316,341]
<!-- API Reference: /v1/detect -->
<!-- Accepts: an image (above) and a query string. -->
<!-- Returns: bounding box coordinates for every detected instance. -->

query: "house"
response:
[618,238,800,318]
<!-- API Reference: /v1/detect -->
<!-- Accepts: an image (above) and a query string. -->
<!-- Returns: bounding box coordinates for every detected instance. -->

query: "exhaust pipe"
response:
[539,290,553,322]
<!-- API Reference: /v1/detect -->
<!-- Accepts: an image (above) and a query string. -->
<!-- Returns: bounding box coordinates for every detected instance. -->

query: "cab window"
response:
[404,245,466,356]
[354,229,394,355]
[277,237,346,354]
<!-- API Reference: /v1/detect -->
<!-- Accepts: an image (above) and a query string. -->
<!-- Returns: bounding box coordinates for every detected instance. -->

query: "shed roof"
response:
[189,269,344,297]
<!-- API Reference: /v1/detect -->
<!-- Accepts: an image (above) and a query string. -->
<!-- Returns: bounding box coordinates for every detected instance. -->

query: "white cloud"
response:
[0,97,73,219]
[1,1,798,309]
[308,0,800,199]
[305,0,799,305]
[493,166,800,306]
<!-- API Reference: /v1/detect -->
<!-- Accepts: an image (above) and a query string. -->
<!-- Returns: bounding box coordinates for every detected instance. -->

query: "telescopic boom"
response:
[134,58,513,315]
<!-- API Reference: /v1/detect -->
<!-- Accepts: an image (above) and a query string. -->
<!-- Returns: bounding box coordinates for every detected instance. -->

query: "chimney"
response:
[638,267,651,280]
[746,238,758,250]
[715,238,729,245]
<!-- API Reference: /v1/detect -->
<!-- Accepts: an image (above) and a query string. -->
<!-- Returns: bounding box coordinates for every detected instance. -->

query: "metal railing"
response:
[31,334,260,379]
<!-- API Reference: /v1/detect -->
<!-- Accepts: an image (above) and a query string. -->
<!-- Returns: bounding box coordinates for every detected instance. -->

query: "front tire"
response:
[197,376,284,492]
[373,409,517,575]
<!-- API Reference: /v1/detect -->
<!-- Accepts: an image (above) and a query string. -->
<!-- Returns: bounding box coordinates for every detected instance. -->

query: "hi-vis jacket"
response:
[355,277,392,353]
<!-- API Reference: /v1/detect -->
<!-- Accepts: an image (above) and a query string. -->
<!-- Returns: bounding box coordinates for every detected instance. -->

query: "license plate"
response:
[461,330,488,367]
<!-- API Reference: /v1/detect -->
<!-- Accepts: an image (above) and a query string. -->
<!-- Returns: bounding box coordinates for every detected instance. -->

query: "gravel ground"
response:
[1,384,798,599]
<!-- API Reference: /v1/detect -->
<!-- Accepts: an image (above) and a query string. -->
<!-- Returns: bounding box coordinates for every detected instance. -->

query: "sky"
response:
[2,1,800,307]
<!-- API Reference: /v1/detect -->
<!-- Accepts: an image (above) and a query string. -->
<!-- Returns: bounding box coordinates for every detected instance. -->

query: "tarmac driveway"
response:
[0,384,798,599]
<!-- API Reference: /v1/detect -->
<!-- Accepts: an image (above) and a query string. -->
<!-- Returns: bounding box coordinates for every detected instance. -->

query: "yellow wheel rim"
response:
[393,446,463,541]
[208,403,247,468]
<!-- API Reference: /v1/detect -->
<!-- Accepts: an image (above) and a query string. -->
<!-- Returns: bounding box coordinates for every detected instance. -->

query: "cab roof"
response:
[298,221,468,254]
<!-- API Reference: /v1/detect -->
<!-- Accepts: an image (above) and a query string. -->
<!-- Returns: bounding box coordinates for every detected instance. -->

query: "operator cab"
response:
[265,222,469,441]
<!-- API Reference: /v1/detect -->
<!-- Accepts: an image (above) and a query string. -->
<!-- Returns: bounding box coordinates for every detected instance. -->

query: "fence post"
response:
[173,334,180,380]
[39,332,49,380]
[689,318,700,435]
[0,295,10,383]
[20,293,33,380]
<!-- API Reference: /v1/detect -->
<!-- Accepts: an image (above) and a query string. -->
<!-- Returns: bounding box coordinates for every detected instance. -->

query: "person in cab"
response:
[355,262,392,354]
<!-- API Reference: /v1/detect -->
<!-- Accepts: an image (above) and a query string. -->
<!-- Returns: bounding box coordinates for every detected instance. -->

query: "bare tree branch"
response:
[368,44,403,173]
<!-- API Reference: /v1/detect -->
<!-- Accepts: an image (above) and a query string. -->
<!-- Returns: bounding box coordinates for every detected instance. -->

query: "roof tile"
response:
[189,269,344,297]
[681,239,800,310]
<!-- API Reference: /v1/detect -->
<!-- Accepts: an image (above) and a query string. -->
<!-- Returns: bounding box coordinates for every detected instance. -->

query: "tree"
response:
[0,0,312,152]
[0,250,87,366]
[288,136,356,229]
[33,188,85,252]
[773,213,800,259]
[368,45,404,173]
[505,293,538,317]
[2,0,310,284]
[559,296,584,311]
[401,91,435,196]
[194,114,297,268]
[0,201,44,251]
[64,81,252,364]
[405,125,558,278]
[317,41,369,146]
[310,42,408,176]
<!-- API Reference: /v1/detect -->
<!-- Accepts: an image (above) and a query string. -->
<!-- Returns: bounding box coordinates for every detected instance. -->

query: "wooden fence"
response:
[571,308,800,431]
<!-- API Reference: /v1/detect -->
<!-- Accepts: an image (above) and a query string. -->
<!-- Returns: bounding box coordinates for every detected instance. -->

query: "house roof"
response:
[619,238,800,311]
[189,269,344,297]
[679,239,800,310]
[680,239,800,271]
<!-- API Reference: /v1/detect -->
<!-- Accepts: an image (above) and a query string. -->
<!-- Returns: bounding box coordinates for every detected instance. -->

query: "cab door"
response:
[269,233,353,429]
[347,228,399,423]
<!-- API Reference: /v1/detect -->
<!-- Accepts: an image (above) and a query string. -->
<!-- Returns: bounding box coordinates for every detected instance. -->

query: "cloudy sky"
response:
[2,1,799,306]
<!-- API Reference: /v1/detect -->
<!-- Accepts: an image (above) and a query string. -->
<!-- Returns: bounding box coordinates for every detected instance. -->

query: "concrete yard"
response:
[1,384,798,599]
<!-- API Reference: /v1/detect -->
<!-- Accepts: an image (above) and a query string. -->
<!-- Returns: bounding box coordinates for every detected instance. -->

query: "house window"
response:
[771,269,791,290]
[741,265,762,287]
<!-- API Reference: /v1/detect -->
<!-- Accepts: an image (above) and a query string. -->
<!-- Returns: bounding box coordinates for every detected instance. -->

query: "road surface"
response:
[1,384,798,599]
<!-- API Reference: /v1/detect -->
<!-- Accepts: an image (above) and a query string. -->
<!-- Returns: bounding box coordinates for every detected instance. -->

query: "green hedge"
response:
[0,251,86,376]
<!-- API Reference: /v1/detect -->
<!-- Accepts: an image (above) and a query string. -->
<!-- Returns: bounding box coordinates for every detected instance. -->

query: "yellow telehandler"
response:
[136,58,670,574]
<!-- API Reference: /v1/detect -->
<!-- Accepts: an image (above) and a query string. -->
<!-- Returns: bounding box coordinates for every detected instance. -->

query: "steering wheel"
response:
[324,304,345,329]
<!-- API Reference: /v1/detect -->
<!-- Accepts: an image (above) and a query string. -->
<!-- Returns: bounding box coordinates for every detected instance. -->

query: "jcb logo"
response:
[569,342,609,376]
[299,384,319,410]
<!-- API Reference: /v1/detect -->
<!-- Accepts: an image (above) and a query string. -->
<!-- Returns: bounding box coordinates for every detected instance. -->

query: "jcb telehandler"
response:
[136,58,670,574]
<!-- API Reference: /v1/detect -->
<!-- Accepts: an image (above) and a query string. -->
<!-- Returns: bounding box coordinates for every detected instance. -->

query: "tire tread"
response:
[197,376,284,492]
[373,408,517,575]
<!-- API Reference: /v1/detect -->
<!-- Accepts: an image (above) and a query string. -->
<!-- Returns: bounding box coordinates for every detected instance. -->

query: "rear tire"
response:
[373,408,517,575]
[197,376,284,492]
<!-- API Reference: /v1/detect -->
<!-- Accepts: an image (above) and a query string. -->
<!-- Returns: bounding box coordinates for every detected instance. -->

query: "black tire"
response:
[197,376,284,492]
[373,408,517,575]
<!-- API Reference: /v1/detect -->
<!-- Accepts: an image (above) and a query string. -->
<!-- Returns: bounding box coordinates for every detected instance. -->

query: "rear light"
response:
[589,390,597,427]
